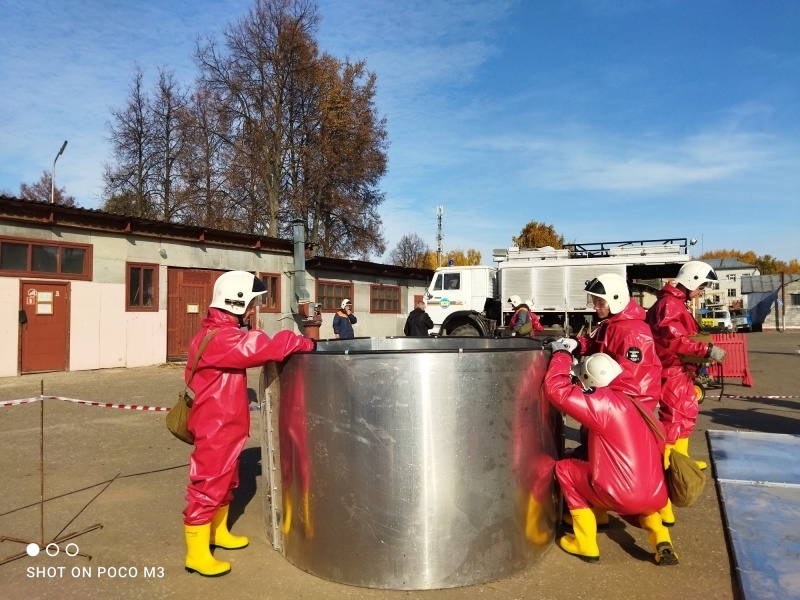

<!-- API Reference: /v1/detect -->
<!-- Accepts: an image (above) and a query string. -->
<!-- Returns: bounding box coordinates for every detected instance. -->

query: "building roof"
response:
[0,195,432,281]
[741,273,800,294]
[703,257,757,270]
[0,195,294,253]
[306,256,433,281]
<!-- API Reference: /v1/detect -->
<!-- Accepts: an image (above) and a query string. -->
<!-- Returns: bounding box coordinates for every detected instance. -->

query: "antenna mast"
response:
[436,205,444,268]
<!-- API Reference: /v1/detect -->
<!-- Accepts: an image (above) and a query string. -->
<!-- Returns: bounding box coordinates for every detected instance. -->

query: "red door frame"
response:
[19,280,70,374]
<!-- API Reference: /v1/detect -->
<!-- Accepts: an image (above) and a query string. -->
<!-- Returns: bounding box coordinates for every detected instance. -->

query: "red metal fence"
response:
[709,333,753,387]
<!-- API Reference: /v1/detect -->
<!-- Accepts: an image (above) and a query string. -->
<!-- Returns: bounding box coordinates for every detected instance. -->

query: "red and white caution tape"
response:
[722,394,800,400]
[1,395,169,411]
[47,396,171,411]
[1,394,259,412]
[0,397,42,408]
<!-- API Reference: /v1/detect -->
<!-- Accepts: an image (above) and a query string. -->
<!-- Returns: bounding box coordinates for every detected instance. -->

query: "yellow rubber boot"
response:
[562,507,609,529]
[639,513,679,566]
[559,508,600,563]
[663,444,675,469]
[184,524,231,577]
[210,505,249,550]
[659,498,675,527]
[675,437,707,470]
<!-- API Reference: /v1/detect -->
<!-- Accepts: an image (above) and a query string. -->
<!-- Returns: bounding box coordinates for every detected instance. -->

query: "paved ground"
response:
[0,332,798,600]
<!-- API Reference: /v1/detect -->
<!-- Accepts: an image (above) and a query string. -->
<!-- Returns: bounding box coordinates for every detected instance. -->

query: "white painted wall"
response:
[0,278,19,376]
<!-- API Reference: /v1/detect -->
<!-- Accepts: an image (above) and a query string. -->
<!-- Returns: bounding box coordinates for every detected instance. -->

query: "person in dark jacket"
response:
[333,298,357,339]
[404,300,434,336]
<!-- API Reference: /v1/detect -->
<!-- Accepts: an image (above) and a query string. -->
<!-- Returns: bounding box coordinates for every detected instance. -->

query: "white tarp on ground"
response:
[708,430,800,600]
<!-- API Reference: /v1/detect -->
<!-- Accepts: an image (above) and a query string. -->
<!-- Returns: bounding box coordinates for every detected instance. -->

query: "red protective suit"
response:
[183,308,314,525]
[576,299,662,414]
[544,352,668,516]
[645,283,712,443]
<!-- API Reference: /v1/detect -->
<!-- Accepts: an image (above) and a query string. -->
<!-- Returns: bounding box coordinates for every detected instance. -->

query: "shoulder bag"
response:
[626,394,706,508]
[166,329,217,444]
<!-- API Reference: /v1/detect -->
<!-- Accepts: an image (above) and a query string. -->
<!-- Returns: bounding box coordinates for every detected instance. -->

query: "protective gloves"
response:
[708,344,726,363]
[547,340,569,354]
[555,337,579,354]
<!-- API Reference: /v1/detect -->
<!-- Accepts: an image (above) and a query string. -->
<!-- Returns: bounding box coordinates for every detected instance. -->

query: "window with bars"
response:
[127,262,158,311]
[317,280,353,312]
[259,272,281,312]
[0,236,92,280]
[370,285,400,313]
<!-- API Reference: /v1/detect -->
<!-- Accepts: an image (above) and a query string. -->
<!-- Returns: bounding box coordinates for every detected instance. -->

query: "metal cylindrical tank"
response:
[259,337,560,590]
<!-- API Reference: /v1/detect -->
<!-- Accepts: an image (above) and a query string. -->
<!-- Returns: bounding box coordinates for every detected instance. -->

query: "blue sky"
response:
[1,0,798,264]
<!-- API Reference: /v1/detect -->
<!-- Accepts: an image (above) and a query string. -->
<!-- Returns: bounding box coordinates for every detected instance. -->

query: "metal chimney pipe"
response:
[292,219,311,313]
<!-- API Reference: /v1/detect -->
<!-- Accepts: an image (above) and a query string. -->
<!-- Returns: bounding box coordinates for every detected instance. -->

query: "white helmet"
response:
[210,271,267,316]
[508,294,522,307]
[341,298,353,309]
[572,353,623,389]
[674,260,718,291]
[584,273,630,314]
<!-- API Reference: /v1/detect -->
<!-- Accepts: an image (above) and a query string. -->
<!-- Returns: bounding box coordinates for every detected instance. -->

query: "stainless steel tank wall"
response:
[259,337,560,590]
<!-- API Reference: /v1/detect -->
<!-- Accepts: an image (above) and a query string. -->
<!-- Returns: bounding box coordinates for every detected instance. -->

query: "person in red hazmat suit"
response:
[556,273,663,528]
[183,270,315,577]
[543,344,679,566]
[646,260,726,511]
[566,273,662,414]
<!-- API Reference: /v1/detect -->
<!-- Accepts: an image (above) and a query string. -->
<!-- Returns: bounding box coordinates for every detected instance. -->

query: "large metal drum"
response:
[259,337,560,590]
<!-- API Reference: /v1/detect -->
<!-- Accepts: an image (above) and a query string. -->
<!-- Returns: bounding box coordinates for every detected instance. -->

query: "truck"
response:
[730,308,752,332]
[700,308,734,332]
[424,238,694,336]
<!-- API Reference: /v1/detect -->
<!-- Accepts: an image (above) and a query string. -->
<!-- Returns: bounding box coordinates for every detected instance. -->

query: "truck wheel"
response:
[450,324,480,336]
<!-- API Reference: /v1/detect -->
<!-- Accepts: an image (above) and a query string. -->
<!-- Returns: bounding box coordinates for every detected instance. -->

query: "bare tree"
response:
[103,66,157,217]
[151,68,188,221]
[390,233,430,268]
[19,171,76,206]
[177,85,237,228]
[100,0,389,258]
[195,0,319,236]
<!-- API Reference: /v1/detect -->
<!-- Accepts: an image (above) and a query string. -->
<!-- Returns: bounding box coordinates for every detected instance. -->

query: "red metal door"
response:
[19,281,70,373]
[167,269,222,360]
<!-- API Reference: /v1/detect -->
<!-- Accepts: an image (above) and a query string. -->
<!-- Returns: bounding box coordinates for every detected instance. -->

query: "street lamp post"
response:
[50,140,68,204]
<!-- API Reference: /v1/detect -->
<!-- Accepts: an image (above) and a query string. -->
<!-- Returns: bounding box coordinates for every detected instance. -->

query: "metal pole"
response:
[40,380,44,547]
[51,141,68,204]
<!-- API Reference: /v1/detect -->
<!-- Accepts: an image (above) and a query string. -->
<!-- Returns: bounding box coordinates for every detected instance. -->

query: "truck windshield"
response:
[433,274,442,291]
[444,274,460,290]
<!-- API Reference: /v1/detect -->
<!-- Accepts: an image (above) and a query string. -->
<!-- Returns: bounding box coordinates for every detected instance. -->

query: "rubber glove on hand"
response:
[708,344,726,363]
[547,340,569,354]
[555,337,579,354]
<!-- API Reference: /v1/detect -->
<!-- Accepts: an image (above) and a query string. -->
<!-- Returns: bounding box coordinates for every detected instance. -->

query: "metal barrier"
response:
[709,333,753,387]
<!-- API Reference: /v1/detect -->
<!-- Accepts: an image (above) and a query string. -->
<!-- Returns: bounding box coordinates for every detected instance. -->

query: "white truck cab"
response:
[424,266,498,335]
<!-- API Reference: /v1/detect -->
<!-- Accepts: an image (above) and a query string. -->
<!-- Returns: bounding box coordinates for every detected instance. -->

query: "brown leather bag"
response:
[166,329,217,444]
[626,394,706,508]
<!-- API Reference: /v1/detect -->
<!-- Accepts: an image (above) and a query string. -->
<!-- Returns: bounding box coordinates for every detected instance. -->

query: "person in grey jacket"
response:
[509,295,544,338]
[333,299,357,339]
